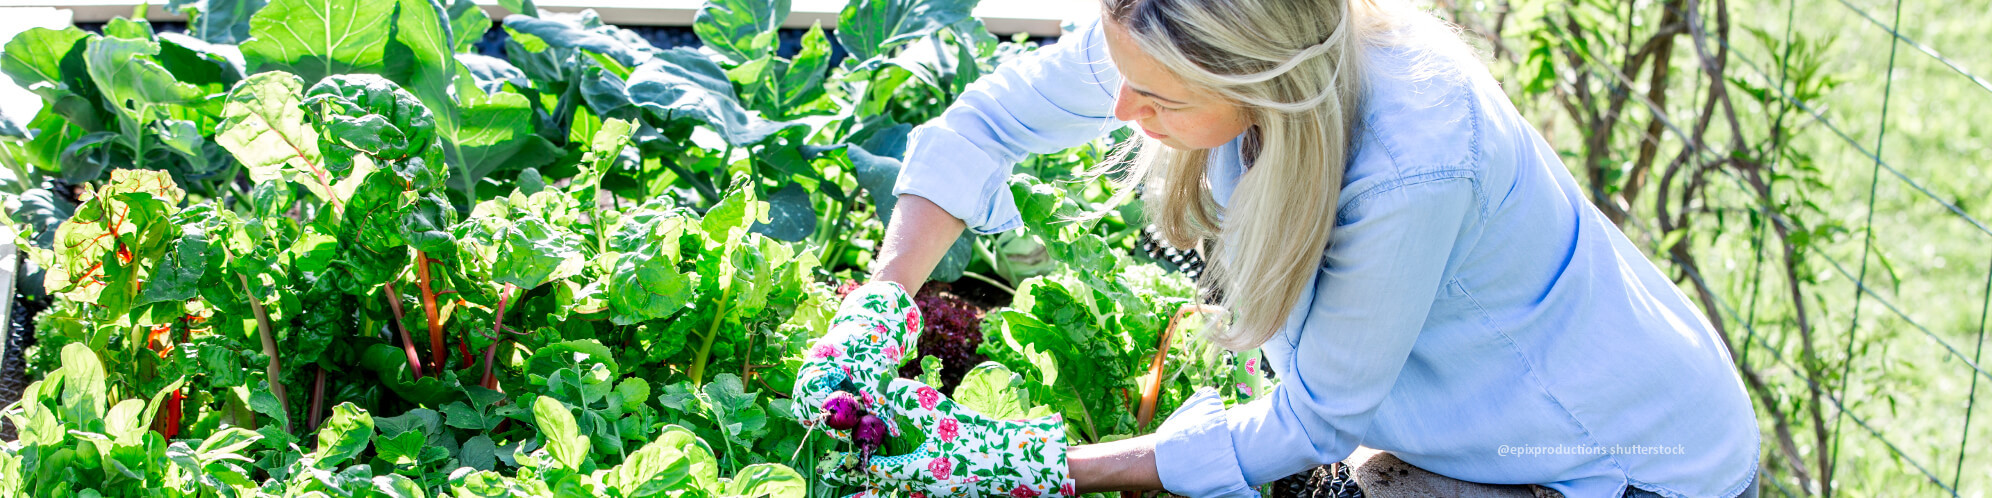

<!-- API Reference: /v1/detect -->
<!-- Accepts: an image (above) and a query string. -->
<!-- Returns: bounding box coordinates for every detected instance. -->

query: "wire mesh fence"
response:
[1436,0,1991,494]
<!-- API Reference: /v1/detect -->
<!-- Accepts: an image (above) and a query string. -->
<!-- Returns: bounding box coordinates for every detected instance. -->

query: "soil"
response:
[0,290,48,441]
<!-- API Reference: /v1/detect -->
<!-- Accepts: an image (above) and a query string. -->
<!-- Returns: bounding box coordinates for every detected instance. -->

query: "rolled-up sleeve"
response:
[1155,175,1481,496]
[894,20,1125,234]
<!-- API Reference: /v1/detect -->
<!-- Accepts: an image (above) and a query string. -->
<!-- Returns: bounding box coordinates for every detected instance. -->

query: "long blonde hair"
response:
[1101,0,1446,350]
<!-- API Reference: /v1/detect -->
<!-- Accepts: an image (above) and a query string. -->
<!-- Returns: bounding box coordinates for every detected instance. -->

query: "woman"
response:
[794,0,1761,496]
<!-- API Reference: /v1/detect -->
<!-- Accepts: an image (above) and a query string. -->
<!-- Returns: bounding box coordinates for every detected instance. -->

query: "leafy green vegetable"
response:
[836,0,978,64]
[694,0,791,64]
[240,0,395,84]
[0,2,1099,496]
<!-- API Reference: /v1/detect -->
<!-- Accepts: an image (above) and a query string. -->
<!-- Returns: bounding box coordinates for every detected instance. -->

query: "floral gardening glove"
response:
[792,281,921,441]
[825,377,1076,498]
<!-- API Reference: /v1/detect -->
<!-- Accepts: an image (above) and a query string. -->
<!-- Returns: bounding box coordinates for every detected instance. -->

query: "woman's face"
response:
[1103,18,1253,150]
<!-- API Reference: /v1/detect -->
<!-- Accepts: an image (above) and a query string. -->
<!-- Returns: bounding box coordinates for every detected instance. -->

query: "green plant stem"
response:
[0,144,34,195]
[238,272,290,433]
[450,141,478,203]
[686,286,733,384]
[813,197,846,262]
[663,160,721,204]
[479,283,517,390]
[958,271,1015,296]
[125,120,146,172]
[383,283,425,378]
[715,145,734,193]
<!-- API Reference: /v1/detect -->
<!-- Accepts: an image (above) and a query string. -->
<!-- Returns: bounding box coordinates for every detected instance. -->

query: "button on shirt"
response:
[895,19,1760,498]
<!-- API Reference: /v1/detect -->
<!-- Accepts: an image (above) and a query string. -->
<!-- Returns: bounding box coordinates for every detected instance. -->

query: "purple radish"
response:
[823,391,864,430]
[854,414,888,449]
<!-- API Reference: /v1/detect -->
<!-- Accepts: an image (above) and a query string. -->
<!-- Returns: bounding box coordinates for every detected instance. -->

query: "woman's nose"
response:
[1113,85,1150,122]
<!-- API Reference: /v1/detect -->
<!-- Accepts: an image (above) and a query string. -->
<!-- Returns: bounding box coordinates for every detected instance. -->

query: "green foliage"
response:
[0,0,1190,495]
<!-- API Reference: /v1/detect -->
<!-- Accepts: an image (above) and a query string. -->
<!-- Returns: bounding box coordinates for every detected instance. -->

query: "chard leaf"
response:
[304,74,449,190]
[399,193,458,254]
[492,216,585,289]
[195,427,264,459]
[699,188,766,249]
[607,246,696,325]
[48,170,185,311]
[58,343,107,428]
[133,224,210,308]
[215,72,336,202]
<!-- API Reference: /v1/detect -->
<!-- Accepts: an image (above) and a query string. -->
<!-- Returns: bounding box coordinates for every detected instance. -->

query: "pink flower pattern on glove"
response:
[810,282,1074,498]
[936,417,959,442]
[917,386,940,410]
[928,457,953,480]
[809,343,842,359]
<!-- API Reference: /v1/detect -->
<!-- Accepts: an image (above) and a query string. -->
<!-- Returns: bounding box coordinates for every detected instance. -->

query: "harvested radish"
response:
[854,414,888,449]
[823,391,864,430]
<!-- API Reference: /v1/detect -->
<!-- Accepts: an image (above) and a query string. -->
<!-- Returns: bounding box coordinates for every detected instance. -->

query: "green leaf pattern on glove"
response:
[831,376,1076,498]
[793,281,921,439]
[794,282,1074,498]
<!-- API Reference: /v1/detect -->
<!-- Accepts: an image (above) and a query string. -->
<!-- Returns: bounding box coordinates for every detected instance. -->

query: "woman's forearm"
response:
[874,195,1164,491]
[871,194,967,293]
[1070,436,1165,493]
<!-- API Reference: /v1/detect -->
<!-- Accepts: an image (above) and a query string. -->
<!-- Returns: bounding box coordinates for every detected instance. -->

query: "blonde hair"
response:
[1100,0,1455,350]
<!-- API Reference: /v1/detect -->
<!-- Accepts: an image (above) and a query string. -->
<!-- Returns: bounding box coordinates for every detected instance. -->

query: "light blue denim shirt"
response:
[896,20,1760,498]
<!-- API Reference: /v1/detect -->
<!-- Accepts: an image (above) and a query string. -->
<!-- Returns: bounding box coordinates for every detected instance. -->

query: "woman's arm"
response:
[894,19,1123,234]
[870,194,967,293]
[1150,177,1481,495]
[1070,435,1165,493]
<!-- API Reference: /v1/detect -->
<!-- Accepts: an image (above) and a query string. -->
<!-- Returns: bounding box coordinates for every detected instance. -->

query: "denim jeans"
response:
[1624,475,1760,498]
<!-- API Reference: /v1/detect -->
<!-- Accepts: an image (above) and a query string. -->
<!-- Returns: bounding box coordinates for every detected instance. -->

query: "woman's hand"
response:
[826,376,1076,498]
[792,281,923,442]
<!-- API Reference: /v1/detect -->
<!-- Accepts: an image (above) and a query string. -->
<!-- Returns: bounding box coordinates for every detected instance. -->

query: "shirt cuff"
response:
[894,127,1024,235]
[1154,388,1260,498]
